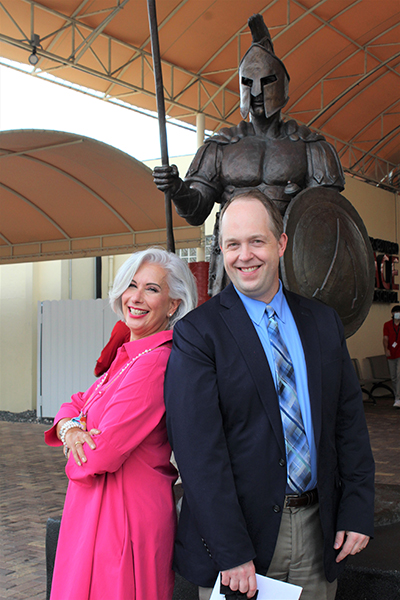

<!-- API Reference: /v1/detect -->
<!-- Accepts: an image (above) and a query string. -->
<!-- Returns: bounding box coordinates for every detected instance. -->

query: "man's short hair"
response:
[219,189,284,244]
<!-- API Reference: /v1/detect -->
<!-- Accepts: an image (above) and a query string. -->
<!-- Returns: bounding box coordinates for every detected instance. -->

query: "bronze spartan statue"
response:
[153,14,374,337]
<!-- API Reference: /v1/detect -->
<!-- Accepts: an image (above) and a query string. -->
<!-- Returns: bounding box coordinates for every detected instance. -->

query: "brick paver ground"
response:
[0,422,66,599]
[0,397,399,599]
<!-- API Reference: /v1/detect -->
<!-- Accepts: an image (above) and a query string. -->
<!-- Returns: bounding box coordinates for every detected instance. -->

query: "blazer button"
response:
[279,458,286,467]
[273,504,281,513]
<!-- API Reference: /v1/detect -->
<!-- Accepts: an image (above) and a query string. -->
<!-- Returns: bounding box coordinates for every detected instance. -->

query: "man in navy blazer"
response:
[165,190,374,599]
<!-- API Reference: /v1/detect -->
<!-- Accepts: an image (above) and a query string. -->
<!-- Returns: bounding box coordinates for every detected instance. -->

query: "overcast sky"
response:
[0,58,198,161]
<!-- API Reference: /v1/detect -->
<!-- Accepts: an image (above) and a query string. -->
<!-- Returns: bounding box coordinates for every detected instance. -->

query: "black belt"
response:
[284,488,318,509]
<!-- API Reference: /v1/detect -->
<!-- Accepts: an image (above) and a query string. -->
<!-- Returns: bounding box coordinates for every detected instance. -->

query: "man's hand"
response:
[334,531,370,562]
[221,560,257,598]
[152,164,181,194]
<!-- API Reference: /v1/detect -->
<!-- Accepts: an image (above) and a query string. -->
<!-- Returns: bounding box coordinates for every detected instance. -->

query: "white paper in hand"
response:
[210,573,302,600]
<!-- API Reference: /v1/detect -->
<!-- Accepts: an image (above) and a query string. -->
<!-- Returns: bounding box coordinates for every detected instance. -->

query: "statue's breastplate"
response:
[220,135,308,190]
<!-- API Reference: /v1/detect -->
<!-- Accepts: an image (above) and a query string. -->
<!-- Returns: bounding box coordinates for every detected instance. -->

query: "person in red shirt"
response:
[94,320,131,377]
[383,305,400,408]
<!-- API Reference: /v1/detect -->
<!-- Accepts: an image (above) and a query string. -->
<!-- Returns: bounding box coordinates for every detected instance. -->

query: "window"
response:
[177,236,213,263]
[177,247,197,263]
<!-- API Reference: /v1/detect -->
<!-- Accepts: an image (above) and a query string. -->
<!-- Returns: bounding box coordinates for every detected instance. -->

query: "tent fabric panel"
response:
[0,185,65,244]
[0,130,201,264]
[1,154,131,238]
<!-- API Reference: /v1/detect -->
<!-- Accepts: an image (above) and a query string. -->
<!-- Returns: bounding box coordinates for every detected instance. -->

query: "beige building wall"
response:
[0,263,35,412]
[0,157,398,412]
[0,258,97,412]
[343,176,399,377]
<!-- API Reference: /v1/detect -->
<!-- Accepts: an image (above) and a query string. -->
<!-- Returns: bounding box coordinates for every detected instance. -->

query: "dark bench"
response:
[366,355,394,399]
[351,358,375,403]
[351,356,394,405]
[46,517,61,600]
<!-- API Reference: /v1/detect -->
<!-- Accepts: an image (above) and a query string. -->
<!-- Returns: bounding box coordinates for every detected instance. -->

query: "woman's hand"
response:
[64,427,101,466]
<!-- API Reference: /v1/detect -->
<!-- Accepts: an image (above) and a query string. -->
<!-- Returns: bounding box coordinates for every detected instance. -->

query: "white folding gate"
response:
[37,299,119,418]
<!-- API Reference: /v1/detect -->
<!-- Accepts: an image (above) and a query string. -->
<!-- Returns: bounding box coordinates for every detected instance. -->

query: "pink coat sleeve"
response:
[65,346,171,486]
[44,379,102,446]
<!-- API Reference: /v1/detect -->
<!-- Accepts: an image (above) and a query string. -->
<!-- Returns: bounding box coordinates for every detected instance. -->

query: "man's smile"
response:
[238,266,261,273]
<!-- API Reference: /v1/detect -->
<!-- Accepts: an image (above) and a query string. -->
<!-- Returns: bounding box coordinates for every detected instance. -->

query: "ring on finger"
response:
[75,441,82,446]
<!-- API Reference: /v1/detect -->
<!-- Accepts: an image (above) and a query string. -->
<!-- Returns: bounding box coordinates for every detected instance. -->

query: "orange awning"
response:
[0,129,201,264]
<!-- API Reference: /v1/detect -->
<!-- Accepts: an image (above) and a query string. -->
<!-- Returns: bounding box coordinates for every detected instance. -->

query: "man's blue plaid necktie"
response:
[266,307,311,494]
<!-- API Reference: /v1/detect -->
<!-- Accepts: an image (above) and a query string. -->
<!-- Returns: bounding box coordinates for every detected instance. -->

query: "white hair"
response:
[109,247,198,329]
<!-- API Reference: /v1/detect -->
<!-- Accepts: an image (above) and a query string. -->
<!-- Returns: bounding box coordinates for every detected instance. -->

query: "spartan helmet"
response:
[239,14,290,119]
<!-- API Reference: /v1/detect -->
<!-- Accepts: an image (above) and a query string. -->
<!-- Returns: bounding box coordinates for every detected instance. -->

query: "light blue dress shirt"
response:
[235,282,317,493]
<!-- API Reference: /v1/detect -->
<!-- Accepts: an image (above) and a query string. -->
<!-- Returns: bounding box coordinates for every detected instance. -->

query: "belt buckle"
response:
[284,493,299,509]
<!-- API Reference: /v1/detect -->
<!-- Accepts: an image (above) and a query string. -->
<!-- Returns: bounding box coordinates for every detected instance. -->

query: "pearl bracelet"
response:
[59,420,83,459]
[59,420,81,445]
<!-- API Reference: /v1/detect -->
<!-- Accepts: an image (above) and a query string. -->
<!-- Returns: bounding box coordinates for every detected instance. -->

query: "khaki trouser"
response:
[199,503,337,600]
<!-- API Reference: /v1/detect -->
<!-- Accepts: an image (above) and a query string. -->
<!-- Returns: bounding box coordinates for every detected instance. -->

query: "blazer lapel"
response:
[285,290,322,450]
[219,285,285,454]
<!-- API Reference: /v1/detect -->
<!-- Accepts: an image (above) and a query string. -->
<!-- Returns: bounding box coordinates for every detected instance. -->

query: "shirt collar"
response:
[235,281,285,325]
[124,329,173,358]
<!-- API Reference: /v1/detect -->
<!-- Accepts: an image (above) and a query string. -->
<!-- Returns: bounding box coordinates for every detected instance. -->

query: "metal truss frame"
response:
[0,0,243,126]
[0,0,398,191]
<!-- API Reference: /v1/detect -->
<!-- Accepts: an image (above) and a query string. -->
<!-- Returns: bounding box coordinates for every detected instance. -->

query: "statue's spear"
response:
[147,0,175,253]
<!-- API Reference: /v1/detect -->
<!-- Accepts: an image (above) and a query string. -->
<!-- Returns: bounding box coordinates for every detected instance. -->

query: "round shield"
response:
[280,187,375,338]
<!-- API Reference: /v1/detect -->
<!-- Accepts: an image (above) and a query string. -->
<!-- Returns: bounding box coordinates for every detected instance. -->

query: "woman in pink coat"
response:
[45,248,197,600]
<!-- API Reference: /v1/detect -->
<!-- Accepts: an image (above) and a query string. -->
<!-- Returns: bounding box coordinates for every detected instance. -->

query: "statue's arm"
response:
[153,142,222,226]
[305,139,345,190]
